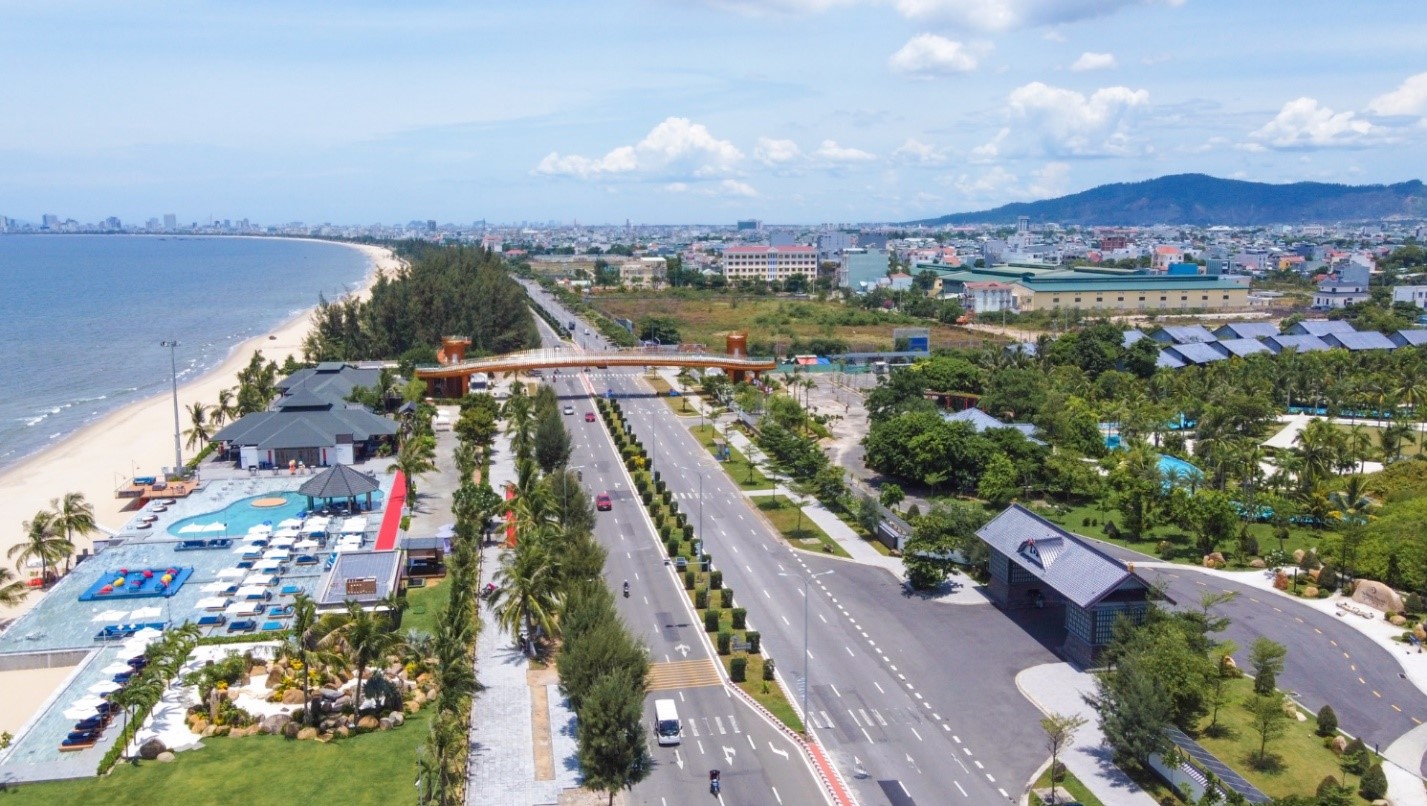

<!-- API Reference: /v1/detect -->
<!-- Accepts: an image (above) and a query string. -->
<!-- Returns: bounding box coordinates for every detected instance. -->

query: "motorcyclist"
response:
[710,769,720,794]
[623,580,630,597]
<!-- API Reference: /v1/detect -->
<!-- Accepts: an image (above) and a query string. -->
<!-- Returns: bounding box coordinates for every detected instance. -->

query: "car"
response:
[595,492,612,511]
[563,405,575,415]
[585,411,596,422]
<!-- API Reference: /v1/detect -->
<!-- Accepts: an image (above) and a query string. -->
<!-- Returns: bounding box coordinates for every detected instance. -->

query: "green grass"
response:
[1327,422,1424,458]
[1031,766,1107,806]
[1194,677,1347,801]
[401,578,451,636]
[735,655,803,733]
[2,710,428,805]
[1038,500,1324,568]
[691,424,772,490]
[834,509,893,555]
[756,496,850,558]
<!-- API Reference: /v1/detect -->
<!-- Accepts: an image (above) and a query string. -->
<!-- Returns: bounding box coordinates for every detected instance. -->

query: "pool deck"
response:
[0,471,397,783]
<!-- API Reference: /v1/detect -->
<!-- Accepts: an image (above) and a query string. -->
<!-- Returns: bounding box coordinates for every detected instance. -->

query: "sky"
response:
[3,0,1426,225]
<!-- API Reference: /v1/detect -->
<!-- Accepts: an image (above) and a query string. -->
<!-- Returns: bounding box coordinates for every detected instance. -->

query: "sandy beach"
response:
[0,240,401,623]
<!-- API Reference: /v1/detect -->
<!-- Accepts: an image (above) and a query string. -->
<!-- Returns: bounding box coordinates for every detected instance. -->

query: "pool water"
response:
[1158,454,1203,483]
[167,492,308,537]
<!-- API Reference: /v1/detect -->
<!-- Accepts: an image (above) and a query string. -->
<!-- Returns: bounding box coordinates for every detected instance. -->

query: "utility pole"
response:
[160,340,183,474]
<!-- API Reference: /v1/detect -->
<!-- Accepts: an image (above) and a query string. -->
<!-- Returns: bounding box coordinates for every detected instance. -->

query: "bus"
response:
[653,699,682,746]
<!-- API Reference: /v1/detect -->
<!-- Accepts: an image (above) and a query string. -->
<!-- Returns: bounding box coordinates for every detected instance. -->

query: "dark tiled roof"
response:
[277,364,383,407]
[1166,342,1227,365]
[1324,331,1395,351]
[1212,338,1273,358]
[317,550,401,605]
[1212,322,1279,340]
[300,464,381,498]
[212,408,397,449]
[977,505,1147,609]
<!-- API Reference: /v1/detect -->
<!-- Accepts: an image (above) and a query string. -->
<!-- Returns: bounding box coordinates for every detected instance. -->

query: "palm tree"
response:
[388,435,437,501]
[489,540,562,658]
[49,492,96,572]
[213,387,238,428]
[183,402,214,452]
[320,601,403,722]
[276,593,320,725]
[8,511,72,584]
[0,568,29,607]
[1378,421,1417,463]
[1328,476,1377,581]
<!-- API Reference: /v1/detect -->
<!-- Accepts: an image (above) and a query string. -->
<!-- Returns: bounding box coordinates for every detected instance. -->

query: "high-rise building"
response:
[41,214,59,229]
[164,213,177,230]
[736,219,762,232]
[722,245,817,283]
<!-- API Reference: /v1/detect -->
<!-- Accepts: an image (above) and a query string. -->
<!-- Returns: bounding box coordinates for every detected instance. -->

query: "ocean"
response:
[0,235,372,473]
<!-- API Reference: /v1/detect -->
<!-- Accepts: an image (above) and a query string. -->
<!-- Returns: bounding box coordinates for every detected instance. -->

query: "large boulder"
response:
[357,715,380,732]
[1353,580,1406,614]
[281,721,301,739]
[1330,735,1349,755]
[260,714,292,735]
[389,711,404,728]
[156,751,176,763]
[1202,552,1226,570]
[138,738,167,760]
[1249,558,1266,569]
[191,717,209,735]
[1304,586,1320,598]
[379,717,393,730]
[319,687,341,700]
[1292,548,1306,563]
[404,700,423,715]
[1391,615,1408,626]
[297,727,318,741]
[250,664,268,677]
[281,689,306,705]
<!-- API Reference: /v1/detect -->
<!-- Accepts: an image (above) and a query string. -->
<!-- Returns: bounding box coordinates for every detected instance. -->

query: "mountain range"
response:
[912,174,1427,227]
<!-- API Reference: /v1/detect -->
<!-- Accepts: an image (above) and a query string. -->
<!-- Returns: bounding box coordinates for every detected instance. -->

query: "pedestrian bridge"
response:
[416,341,775,396]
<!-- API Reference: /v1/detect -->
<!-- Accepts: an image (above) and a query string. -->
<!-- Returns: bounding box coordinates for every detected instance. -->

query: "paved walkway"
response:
[465,415,582,806]
[1017,663,1158,806]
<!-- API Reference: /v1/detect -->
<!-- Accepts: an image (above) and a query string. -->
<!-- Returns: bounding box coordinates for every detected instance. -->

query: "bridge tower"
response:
[429,336,473,397]
[726,332,752,382]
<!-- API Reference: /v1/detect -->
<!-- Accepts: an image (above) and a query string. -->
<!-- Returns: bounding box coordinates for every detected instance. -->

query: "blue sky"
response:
[4,0,1426,225]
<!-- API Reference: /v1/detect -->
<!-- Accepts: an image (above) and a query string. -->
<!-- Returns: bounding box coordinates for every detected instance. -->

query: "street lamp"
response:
[160,340,183,474]
[778,569,834,728]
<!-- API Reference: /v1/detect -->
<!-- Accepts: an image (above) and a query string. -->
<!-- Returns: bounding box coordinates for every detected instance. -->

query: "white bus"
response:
[653,698,682,746]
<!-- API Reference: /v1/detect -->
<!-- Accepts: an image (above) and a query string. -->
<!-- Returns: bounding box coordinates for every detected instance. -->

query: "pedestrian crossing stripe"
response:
[648,659,722,691]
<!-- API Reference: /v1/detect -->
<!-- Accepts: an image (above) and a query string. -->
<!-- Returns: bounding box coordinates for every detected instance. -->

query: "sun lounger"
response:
[73,715,109,731]
[226,619,257,633]
[260,620,285,632]
[196,614,226,627]
[66,729,102,743]
[280,584,301,595]
[294,554,318,566]
[112,671,134,683]
[59,738,98,751]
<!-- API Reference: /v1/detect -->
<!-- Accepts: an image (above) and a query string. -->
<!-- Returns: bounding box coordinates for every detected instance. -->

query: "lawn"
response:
[1193,677,1345,801]
[756,496,850,558]
[589,290,986,353]
[1031,766,1106,806]
[735,654,803,734]
[1327,422,1424,459]
[833,509,893,556]
[1038,500,1326,568]
[401,577,452,636]
[690,424,772,490]
[2,710,429,805]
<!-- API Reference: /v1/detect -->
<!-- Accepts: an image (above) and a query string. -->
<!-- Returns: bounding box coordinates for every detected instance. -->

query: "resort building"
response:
[722,245,818,284]
[977,505,1150,668]
[1284,320,1357,338]
[1212,322,1279,340]
[617,257,667,288]
[914,263,1248,313]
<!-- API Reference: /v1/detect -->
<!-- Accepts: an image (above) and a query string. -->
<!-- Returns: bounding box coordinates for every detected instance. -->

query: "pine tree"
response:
[1315,704,1338,737]
[578,670,652,806]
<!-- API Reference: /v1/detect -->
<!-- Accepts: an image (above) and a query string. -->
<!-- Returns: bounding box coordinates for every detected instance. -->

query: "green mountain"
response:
[912,173,1427,227]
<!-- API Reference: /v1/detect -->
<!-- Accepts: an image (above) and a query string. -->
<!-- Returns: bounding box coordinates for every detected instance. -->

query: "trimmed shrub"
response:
[683,523,694,540]
[722,588,735,609]
[684,570,695,590]
[1315,704,1337,737]
[660,523,672,541]
[731,607,747,629]
[667,539,680,558]
[1317,562,1339,590]
[1342,738,1368,774]
[695,588,709,609]
[710,570,723,590]
[717,630,732,655]
[1050,761,1066,783]
[1360,763,1387,800]
[641,488,652,506]
[1406,592,1424,615]
[704,608,721,633]
[746,631,760,653]
[762,656,775,680]
[730,656,747,682]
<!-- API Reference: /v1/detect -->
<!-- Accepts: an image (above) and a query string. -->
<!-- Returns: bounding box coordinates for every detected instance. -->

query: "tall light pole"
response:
[160,340,182,474]
[779,569,833,727]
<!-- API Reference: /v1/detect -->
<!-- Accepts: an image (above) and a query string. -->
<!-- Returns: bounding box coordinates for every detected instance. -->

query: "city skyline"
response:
[4,1,1426,224]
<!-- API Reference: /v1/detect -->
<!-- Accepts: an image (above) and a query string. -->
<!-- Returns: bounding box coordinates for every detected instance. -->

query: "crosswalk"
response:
[647,659,723,691]
[683,711,742,738]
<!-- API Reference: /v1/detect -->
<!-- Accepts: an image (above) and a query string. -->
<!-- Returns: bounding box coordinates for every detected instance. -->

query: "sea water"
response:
[0,235,371,472]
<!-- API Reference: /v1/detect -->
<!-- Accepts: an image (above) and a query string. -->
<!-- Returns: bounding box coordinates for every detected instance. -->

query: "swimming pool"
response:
[167,492,308,537]
[1158,454,1203,483]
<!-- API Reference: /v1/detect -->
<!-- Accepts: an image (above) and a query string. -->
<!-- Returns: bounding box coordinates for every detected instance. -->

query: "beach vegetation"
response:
[0,567,28,606]
[183,401,214,452]
[235,350,281,415]
[8,510,73,585]
[388,435,437,501]
[48,491,96,571]
[212,387,238,428]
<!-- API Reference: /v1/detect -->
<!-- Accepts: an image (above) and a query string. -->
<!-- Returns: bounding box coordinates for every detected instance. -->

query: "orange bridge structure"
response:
[417,333,776,396]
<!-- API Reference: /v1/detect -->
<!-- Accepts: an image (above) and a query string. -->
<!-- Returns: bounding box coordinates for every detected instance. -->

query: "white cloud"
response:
[754,137,804,165]
[892,138,948,164]
[951,161,1070,204]
[1249,97,1379,149]
[664,178,758,197]
[970,128,1010,162]
[1368,72,1427,116]
[813,139,876,162]
[535,117,743,179]
[1007,81,1149,156]
[718,179,760,197]
[1069,51,1117,72]
[888,34,980,76]
[1027,162,1070,198]
[890,0,1178,32]
[1041,29,1066,42]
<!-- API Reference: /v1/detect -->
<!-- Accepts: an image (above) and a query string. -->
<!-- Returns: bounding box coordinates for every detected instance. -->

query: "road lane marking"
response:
[1330,640,1338,647]
[818,613,827,624]
[1315,628,1322,634]
[830,684,841,698]
[861,727,873,742]
[986,774,996,783]
[954,781,967,797]
[1393,704,1403,712]
[874,681,884,694]
[748,735,756,750]
[1360,677,1367,685]
[1373,691,1382,698]
[910,727,923,741]
[763,590,771,599]
[781,614,790,625]
[846,647,855,656]
[772,787,781,804]
[999,788,1010,799]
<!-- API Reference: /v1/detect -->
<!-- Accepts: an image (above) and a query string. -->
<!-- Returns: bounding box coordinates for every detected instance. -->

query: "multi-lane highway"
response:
[531,312,830,805]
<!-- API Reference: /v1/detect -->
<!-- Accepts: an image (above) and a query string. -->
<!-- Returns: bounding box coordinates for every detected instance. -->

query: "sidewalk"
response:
[465,425,582,805]
[1017,663,1158,806]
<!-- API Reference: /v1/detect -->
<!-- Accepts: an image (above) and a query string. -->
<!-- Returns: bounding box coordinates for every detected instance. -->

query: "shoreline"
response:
[0,239,400,622]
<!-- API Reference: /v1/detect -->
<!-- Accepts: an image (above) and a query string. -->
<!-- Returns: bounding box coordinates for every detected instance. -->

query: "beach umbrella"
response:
[64,704,101,720]
[89,680,122,695]
[101,661,133,675]
[130,627,163,643]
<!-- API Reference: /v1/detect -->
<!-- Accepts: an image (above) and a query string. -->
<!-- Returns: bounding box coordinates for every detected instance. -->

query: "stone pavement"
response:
[1016,663,1158,806]
[465,415,582,805]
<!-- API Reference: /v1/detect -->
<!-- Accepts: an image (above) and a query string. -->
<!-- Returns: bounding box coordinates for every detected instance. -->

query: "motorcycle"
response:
[623,581,630,598]
[709,769,721,795]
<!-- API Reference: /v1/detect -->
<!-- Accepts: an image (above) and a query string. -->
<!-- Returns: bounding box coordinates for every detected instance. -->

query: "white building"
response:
[721,245,818,283]
[1392,286,1427,307]
[961,281,1018,314]
[1313,264,1371,309]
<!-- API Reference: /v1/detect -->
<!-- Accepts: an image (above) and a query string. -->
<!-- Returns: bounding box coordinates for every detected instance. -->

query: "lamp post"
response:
[160,340,182,473]
[779,569,834,726]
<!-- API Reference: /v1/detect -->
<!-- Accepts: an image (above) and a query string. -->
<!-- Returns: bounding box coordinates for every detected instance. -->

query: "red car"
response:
[585,411,596,422]
[595,492,612,511]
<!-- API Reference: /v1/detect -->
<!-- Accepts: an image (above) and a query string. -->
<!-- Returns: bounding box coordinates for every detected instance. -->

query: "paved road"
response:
[534,313,829,806]
[1088,538,1427,774]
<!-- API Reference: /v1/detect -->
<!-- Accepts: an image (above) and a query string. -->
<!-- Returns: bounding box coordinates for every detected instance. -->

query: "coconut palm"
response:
[1378,421,1417,463]
[183,402,214,452]
[0,568,29,607]
[274,593,320,725]
[213,387,238,428]
[1329,476,1378,580]
[489,539,562,658]
[319,601,403,721]
[388,435,437,501]
[8,511,72,584]
[49,492,96,572]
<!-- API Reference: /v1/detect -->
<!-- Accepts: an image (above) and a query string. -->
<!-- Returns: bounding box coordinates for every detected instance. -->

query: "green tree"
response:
[1088,659,1172,770]
[1107,448,1165,541]
[1360,762,1387,800]
[388,434,438,500]
[8,510,72,585]
[902,502,988,589]
[183,401,214,452]
[879,483,905,510]
[317,601,403,722]
[1249,637,1287,696]
[534,410,573,474]
[0,568,29,607]
[578,669,653,806]
[1188,489,1240,556]
[48,492,96,572]
[1246,694,1288,768]
[1315,704,1338,737]
[1041,712,1087,806]
[977,453,1020,507]
[490,536,562,658]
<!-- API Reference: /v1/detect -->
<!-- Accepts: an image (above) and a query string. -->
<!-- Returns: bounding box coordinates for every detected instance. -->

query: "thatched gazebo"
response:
[299,463,381,513]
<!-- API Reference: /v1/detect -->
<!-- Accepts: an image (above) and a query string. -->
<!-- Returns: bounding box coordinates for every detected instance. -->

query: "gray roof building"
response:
[1264,334,1333,354]
[1212,322,1280,340]
[1149,325,1217,345]
[1211,338,1273,358]
[1122,329,1149,348]
[278,363,385,407]
[1285,320,1357,337]
[1156,351,1186,369]
[1390,330,1427,348]
[316,550,402,607]
[1322,331,1396,351]
[943,408,1044,445]
[1165,342,1227,365]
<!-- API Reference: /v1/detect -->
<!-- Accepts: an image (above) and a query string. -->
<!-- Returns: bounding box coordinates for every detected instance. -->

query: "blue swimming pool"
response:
[167,492,308,537]
[1158,454,1203,483]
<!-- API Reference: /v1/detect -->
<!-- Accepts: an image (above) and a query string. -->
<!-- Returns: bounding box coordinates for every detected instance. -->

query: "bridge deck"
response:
[416,348,776,378]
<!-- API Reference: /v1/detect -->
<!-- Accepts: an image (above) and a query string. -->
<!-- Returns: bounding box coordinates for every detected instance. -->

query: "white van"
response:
[653,698,682,746]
